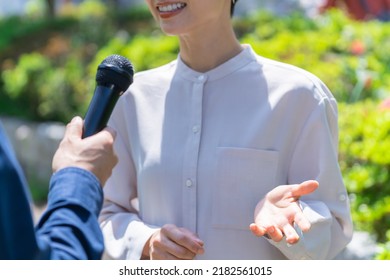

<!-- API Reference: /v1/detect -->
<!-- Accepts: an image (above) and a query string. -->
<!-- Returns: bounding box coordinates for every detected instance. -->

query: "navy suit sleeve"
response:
[0,124,41,259]
[0,124,104,260]
[36,167,104,260]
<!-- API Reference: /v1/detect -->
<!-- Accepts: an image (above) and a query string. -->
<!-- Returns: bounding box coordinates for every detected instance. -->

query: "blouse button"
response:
[186,179,193,188]
[198,75,205,81]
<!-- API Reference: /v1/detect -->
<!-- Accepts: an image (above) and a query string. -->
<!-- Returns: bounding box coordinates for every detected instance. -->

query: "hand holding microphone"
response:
[53,54,134,185]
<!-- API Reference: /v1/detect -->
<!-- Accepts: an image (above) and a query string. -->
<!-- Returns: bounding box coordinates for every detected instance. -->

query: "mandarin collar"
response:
[174,45,256,82]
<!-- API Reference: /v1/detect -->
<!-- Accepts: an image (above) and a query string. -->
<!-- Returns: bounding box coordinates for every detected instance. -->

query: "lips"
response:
[157,2,187,18]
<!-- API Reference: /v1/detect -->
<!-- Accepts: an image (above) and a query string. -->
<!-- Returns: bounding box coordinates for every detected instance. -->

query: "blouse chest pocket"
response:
[212,147,279,231]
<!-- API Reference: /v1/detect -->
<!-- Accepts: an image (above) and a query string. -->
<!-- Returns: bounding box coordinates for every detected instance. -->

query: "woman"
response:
[99,0,353,260]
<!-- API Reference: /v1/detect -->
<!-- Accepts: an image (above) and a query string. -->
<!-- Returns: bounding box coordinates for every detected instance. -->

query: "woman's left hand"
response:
[249,180,319,244]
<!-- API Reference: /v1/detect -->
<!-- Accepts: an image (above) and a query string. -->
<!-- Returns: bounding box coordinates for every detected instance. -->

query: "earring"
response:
[232,0,236,4]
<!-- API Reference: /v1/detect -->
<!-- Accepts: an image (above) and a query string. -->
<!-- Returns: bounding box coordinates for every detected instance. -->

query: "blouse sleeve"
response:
[268,94,353,259]
[99,116,159,260]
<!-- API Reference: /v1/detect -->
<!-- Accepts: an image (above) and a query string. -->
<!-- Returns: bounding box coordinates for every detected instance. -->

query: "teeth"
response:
[158,3,186,12]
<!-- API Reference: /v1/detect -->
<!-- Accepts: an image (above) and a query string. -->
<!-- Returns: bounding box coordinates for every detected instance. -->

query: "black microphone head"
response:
[96,54,134,92]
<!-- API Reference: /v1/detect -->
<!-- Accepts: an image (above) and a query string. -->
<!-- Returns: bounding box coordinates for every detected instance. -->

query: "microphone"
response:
[82,54,134,138]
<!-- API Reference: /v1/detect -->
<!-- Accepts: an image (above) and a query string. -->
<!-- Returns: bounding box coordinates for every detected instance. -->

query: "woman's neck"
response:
[178,25,243,73]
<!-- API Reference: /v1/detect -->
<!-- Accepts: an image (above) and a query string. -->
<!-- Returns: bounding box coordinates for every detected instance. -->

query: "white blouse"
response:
[99,45,353,260]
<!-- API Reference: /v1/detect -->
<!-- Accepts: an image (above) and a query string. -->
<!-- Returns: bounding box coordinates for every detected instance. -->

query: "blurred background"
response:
[0,0,389,259]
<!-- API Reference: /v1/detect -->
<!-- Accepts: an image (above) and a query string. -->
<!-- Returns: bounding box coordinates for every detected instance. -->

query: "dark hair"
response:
[231,0,238,16]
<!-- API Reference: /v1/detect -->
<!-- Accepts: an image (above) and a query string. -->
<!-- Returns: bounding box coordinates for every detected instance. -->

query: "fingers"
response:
[186,230,204,245]
[289,180,317,233]
[251,210,311,244]
[93,126,117,143]
[250,223,283,241]
[251,180,318,244]
[149,225,204,260]
[266,226,284,242]
[82,126,117,150]
[66,115,116,143]
[52,117,83,173]
[53,117,118,184]
[249,223,266,237]
[282,223,300,244]
[65,116,83,139]
[290,180,319,198]
[293,210,311,232]
[251,223,300,244]
[102,126,117,140]
[251,222,293,243]
[165,226,204,258]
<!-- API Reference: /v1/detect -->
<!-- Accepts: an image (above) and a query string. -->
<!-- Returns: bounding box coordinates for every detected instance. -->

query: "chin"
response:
[160,25,184,36]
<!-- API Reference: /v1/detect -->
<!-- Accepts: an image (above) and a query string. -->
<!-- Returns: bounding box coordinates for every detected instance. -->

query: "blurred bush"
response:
[239,10,390,103]
[338,100,390,258]
[0,0,154,122]
[2,52,90,121]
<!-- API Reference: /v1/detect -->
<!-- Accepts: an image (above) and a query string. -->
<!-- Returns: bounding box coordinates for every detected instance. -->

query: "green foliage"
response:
[240,10,390,103]
[376,241,390,260]
[0,1,157,122]
[338,100,390,256]
[2,53,51,119]
[1,4,390,258]
[1,52,91,122]
[93,34,178,73]
[0,16,76,55]
[0,16,42,51]
[25,0,46,18]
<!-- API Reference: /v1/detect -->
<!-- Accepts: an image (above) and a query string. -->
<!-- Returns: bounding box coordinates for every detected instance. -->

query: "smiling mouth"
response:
[157,2,187,13]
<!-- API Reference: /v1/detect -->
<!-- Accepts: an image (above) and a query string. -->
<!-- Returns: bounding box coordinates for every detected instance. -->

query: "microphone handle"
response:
[82,85,120,138]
